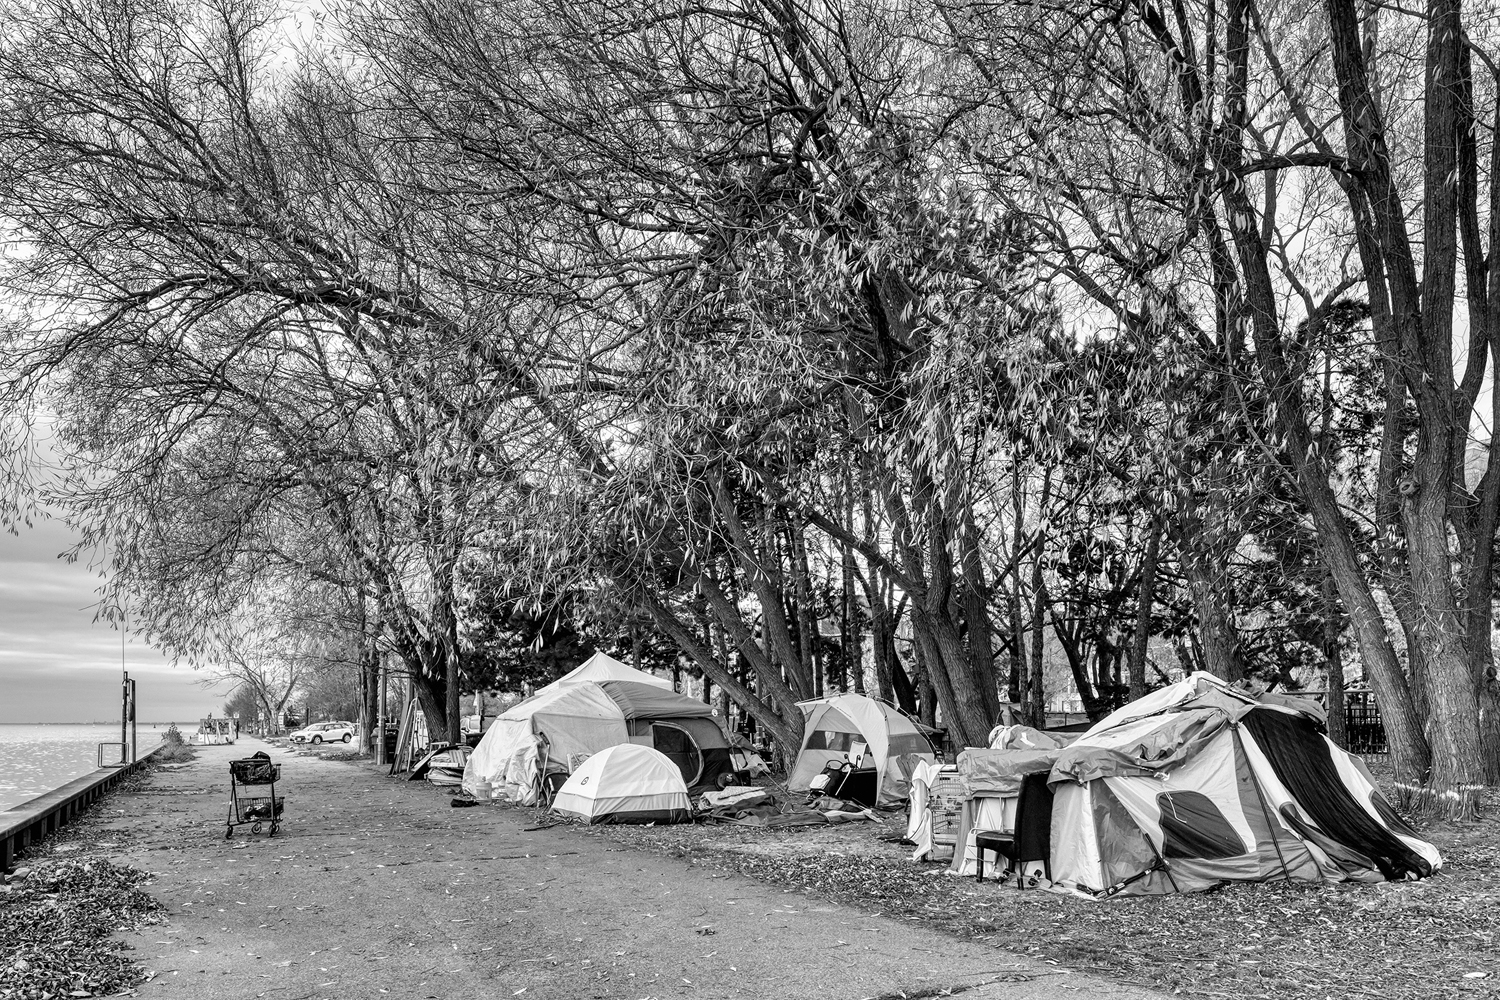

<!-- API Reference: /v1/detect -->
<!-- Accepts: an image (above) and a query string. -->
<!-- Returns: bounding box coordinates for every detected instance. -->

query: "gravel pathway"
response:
[85,738,1164,1000]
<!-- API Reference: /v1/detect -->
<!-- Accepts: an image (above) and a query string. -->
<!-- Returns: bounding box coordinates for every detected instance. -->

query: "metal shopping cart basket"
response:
[226,752,283,839]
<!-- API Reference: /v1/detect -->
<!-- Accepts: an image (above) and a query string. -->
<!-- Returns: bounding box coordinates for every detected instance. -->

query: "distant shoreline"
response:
[0,721,188,726]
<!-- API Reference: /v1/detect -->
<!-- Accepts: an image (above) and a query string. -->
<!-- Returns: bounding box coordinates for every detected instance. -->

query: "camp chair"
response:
[539,770,569,806]
[534,734,569,807]
[974,772,1054,887]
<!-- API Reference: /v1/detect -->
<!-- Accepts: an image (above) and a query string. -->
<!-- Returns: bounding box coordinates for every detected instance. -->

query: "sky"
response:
[0,514,232,723]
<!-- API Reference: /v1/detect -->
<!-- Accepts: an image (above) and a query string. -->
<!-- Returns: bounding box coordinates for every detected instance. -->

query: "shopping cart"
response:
[226,752,283,839]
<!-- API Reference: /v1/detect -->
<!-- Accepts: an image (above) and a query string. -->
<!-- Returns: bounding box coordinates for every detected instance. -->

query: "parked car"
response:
[289,721,356,745]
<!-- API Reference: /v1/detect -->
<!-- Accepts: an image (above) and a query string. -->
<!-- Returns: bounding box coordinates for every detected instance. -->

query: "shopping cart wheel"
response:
[269,822,278,838]
[224,826,233,840]
[252,822,262,834]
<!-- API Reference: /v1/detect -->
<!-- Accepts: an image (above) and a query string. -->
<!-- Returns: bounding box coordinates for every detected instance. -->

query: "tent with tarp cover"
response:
[461,680,734,805]
[951,672,1442,896]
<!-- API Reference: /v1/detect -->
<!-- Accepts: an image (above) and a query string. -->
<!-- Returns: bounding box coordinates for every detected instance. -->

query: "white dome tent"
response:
[551,744,692,825]
[788,694,937,805]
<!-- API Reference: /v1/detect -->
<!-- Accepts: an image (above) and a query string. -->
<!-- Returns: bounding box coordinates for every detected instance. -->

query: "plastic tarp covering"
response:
[1255,690,1327,724]
[987,725,1076,750]
[1079,671,1314,738]
[536,651,673,694]
[462,683,627,803]
[956,748,1060,796]
[1050,709,1229,784]
[551,744,692,824]
[905,759,944,860]
[461,717,541,804]
[1235,722,1386,883]
[600,680,716,720]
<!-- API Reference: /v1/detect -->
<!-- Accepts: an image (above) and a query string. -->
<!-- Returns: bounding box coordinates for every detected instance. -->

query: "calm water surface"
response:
[0,723,181,811]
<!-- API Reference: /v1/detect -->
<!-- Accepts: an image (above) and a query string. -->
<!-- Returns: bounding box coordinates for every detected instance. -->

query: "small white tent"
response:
[536,651,672,695]
[788,694,936,805]
[551,744,692,824]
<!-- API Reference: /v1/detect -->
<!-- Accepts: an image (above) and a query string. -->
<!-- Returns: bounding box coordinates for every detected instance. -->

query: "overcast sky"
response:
[0,514,231,724]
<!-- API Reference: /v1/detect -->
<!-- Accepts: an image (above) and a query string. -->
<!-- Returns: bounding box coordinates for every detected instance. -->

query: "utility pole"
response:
[120,602,128,764]
[120,670,129,765]
[127,676,137,762]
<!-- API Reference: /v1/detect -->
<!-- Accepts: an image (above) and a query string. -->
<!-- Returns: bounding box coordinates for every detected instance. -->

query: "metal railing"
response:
[1,745,164,872]
[1343,690,1388,755]
[97,742,127,768]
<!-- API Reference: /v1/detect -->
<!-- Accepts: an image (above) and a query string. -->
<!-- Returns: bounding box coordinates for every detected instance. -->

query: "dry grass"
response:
[567,765,1499,1000]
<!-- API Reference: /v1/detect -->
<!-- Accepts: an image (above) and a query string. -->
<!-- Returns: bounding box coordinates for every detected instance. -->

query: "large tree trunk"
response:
[1320,0,1485,816]
[959,509,997,701]
[1204,0,1436,807]
[361,636,380,755]
[911,637,937,729]
[1006,466,1030,705]
[1402,488,1487,816]
[866,574,912,711]
[1456,422,1500,781]
[1321,570,1348,749]
[412,657,448,744]
[439,601,461,746]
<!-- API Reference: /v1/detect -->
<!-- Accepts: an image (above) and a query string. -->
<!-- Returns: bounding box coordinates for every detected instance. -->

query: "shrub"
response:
[155,724,196,763]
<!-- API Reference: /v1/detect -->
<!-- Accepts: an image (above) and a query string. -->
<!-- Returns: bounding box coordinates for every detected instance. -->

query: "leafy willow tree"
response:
[0,0,1494,805]
[0,0,576,742]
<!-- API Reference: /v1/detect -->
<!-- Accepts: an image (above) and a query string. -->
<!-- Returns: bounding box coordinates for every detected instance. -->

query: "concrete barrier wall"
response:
[0,745,165,871]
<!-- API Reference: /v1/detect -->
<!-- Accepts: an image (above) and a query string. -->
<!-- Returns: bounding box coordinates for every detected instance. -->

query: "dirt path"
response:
[91,738,1163,1000]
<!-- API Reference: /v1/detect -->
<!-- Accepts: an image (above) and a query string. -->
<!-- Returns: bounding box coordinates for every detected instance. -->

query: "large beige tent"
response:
[788,694,936,805]
[536,651,672,694]
[461,680,733,804]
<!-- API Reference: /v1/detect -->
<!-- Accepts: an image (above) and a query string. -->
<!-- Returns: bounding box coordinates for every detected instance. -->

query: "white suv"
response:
[289,721,356,745]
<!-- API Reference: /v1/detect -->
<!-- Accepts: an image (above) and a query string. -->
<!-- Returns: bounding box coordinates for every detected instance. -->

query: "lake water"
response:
[0,723,182,811]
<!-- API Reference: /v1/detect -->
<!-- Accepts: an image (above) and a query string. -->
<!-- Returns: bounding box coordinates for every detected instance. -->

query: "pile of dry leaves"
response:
[0,859,163,1000]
